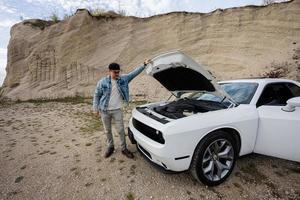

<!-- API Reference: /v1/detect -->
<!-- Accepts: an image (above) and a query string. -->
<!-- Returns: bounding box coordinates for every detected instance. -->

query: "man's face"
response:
[109,69,120,79]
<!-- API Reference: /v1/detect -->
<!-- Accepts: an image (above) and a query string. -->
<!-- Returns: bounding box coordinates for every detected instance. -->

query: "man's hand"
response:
[144,59,151,66]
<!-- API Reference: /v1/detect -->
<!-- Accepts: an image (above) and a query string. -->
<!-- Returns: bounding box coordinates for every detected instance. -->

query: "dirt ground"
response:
[0,101,299,200]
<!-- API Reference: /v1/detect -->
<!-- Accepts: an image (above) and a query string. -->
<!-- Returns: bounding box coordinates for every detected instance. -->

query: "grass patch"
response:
[17,96,91,106]
[125,192,134,200]
[75,112,102,134]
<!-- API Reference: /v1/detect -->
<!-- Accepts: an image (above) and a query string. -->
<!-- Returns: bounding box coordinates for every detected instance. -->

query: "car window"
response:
[256,83,295,107]
[220,82,258,104]
[285,83,300,96]
[187,82,258,105]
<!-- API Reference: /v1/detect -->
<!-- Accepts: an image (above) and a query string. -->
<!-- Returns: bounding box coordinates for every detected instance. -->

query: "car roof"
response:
[219,78,299,85]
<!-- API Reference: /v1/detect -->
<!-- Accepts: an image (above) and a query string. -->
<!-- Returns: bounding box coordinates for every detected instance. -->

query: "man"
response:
[93,60,150,158]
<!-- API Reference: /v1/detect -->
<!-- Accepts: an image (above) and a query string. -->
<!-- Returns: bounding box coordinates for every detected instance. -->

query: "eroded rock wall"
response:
[1,1,300,101]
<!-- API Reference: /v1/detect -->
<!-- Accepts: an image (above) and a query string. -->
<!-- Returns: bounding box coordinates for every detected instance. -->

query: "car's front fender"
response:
[164,105,258,159]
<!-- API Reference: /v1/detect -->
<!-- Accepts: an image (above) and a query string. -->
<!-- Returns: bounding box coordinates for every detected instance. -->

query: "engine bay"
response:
[137,98,228,120]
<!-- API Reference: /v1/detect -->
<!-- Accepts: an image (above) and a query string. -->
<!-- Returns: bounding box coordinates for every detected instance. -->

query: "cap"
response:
[108,63,120,70]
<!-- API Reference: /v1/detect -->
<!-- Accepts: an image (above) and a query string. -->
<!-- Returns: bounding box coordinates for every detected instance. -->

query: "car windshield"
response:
[187,82,259,105]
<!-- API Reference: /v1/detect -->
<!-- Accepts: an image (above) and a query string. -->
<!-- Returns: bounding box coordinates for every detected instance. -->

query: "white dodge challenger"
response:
[128,50,300,186]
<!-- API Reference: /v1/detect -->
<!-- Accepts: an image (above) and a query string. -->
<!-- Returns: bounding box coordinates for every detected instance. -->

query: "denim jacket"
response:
[93,65,145,111]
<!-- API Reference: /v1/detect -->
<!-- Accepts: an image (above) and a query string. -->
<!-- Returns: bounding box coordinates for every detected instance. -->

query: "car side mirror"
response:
[282,97,300,112]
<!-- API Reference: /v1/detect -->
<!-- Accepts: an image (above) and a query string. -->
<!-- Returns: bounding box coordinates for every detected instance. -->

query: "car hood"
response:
[146,50,236,104]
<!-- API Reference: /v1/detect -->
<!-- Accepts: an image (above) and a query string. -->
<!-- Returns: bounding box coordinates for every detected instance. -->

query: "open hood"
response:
[146,50,236,105]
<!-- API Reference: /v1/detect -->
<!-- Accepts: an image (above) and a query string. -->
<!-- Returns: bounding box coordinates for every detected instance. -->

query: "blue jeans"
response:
[100,109,126,150]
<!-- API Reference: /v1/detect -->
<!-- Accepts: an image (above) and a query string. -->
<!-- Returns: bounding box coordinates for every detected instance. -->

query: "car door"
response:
[254,82,300,162]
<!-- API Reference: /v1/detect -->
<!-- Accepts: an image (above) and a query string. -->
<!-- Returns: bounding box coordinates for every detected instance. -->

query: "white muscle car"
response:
[128,50,300,186]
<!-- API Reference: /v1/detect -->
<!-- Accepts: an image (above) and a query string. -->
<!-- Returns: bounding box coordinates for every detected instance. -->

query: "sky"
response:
[0,0,270,86]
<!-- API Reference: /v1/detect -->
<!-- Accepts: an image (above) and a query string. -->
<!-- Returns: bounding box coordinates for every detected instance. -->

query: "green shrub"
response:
[88,8,125,18]
[49,12,60,23]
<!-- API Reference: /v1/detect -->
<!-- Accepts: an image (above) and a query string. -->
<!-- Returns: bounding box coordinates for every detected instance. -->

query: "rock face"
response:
[1,1,300,101]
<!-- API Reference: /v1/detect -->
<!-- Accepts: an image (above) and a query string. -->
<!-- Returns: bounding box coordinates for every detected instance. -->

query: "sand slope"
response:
[0,101,299,199]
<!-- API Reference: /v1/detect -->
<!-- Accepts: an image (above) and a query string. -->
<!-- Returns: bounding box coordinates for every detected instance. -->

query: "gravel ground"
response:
[0,101,299,200]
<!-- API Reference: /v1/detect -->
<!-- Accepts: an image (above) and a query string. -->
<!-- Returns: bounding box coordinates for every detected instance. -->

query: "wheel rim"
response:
[201,139,234,182]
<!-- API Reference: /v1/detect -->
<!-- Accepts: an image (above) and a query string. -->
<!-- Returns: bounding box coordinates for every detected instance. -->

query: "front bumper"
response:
[128,117,191,172]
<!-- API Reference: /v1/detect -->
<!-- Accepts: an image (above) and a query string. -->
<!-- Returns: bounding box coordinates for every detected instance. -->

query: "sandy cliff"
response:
[1,0,300,101]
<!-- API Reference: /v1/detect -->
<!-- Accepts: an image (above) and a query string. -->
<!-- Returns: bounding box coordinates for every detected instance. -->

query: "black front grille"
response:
[132,118,165,144]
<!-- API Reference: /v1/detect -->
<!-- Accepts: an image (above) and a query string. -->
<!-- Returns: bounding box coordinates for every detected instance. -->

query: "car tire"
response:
[190,130,238,186]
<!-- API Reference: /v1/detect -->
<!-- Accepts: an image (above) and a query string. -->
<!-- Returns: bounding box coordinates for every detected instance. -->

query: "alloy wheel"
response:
[201,139,234,182]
